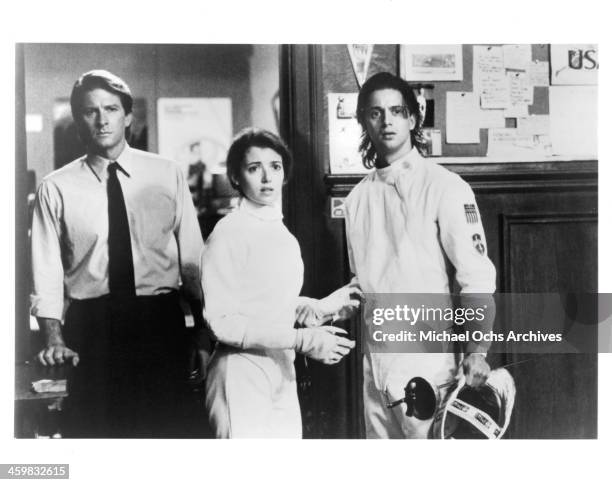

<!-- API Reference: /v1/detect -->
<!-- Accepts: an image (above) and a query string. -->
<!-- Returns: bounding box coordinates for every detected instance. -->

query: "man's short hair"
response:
[356,72,425,168]
[226,128,293,195]
[70,70,133,119]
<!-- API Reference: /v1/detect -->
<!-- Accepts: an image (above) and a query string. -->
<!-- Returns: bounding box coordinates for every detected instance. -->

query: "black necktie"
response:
[107,162,136,297]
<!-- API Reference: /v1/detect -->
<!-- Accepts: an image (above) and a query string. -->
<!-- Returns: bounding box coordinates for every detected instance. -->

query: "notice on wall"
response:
[328,93,368,174]
[446,92,481,143]
[529,60,550,86]
[504,104,529,119]
[330,197,346,219]
[473,45,511,109]
[503,71,533,118]
[487,128,551,158]
[478,108,505,129]
[508,71,534,105]
[517,115,550,136]
[549,86,597,158]
[502,44,532,71]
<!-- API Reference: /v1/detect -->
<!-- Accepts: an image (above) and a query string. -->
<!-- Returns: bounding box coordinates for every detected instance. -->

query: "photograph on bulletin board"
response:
[400,44,463,81]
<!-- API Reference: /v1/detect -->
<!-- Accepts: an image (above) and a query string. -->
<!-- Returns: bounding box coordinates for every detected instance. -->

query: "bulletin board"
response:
[409,44,550,158]
[321,44,597,172]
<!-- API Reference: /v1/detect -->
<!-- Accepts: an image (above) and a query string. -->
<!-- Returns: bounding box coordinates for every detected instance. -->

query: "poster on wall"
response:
[550,44,598,85]
[400,45,463,81]
[157,97,233,177]
[158,98,234,217]
[328,93,369,174]
[549,85,597,158]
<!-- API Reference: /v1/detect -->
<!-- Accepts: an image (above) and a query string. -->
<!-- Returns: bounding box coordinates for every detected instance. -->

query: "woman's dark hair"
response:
[356,72,425,168]
[70,70,134,119]
[226,128,293,195]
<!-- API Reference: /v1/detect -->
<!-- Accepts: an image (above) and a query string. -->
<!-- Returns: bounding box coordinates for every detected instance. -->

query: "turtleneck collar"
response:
[375,147,422,184]
[239,197,283,221]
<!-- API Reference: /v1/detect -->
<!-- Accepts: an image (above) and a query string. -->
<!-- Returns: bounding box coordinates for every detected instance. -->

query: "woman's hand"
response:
[295,279,363,327]
[319,279,363,320]
[295,326,355,365]
[295,297,326,327]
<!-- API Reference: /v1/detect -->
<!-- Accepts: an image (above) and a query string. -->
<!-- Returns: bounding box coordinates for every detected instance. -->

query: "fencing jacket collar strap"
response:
[239,197,283,221]
[375,147,423,185]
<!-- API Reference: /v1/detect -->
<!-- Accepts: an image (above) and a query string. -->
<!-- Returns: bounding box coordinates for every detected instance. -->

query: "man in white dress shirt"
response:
[30,70,209,437]
[343,72,496,438]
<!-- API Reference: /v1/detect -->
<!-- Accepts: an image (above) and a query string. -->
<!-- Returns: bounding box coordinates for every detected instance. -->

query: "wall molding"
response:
[325,160,598,196]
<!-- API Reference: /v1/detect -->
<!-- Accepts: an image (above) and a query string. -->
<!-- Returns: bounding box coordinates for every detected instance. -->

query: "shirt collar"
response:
[85,144,131,182]
[239,197,283,221]
[375,147,422,183]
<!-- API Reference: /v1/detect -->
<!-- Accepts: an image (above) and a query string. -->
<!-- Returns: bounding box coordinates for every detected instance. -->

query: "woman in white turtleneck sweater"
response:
[202,128,360,438]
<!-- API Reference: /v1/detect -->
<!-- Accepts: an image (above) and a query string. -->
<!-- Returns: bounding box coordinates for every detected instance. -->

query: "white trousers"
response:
[205,347,302,438]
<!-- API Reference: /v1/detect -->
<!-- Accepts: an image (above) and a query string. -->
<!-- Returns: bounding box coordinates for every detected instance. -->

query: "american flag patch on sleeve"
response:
[464,204,478,224]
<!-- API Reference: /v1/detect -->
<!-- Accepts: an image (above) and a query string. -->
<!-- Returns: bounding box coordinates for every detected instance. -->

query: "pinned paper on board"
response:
[503,71,533,118]
[473,46,510,109]
[487,128,551,158]
[529,60,550,86]
[517,115,550,136]
[504,104,529,119]
[508,71,534,105]
[446,92,481,144]
[347,44,374,87]
[549,86,597,157]
[502,44,532,71]
[478,108,506,129]
[328,93,369,174]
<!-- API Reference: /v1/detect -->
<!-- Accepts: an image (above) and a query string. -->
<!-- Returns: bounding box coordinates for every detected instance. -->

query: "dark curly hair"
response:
[226,128,293,195]
[356,72,425,168]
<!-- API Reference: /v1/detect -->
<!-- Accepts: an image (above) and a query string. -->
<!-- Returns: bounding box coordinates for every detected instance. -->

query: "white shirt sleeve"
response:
[437,178,496,294]
[202,222,297,350]
[343,199,358,277]
[30,180,65,321]
[174,167,205,302]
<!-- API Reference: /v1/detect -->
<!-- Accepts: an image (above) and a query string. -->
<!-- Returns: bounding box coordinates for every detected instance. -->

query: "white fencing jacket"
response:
[344,148,496,390]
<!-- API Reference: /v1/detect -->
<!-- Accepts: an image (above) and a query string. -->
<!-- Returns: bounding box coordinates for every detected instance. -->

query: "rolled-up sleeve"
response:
[174,167,205,302]
[30,181,65,321]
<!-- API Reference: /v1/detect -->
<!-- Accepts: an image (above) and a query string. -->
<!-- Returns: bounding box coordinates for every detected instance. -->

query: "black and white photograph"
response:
[3,2,611,484]
[15,41,601,438]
